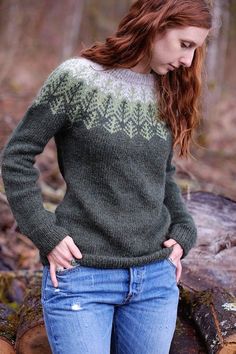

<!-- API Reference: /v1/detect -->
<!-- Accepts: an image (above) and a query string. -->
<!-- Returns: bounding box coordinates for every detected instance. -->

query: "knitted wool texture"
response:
[1,57,197,267]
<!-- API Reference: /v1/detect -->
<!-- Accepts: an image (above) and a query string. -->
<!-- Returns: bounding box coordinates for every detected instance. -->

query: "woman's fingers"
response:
[164,243,183,283]
[58,258,74,270]
[176,259,182,283]
[65,236,83,259]
[163,240,183,259]
[163,239,177,247]
[49,259,76,288]
[50,262,59,288]
[46,236,84,288]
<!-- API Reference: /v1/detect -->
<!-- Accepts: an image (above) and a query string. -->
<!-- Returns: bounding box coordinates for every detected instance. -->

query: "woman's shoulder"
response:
[54,56,100,76]
[37,56,95,94]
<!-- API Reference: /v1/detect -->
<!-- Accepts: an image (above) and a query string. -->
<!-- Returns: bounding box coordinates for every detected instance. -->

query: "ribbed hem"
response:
[40,247,174,268]
[167,224,197,259]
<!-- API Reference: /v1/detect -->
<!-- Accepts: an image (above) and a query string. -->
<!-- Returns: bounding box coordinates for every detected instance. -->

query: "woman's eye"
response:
[181,42,190,48]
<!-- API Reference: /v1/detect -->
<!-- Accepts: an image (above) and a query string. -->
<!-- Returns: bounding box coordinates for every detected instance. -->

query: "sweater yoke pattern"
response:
[33,58,168,141]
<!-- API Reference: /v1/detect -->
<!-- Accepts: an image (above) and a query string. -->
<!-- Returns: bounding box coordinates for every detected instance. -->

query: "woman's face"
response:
[150,26,209,75]
[133,26,209,75]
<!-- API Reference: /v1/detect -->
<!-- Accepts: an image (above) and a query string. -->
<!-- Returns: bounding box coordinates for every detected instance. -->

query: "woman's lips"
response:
[168,64,175,71]
[168,64,178,71]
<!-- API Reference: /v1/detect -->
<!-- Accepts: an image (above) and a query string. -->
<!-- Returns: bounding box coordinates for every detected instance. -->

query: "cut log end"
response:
[0,338,16,353]
[218,342,236,354]
[15,324,51,354]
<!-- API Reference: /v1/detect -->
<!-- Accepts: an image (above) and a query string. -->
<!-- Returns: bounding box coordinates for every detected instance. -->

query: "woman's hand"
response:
[47,235,83,288]
[163,238,183,283]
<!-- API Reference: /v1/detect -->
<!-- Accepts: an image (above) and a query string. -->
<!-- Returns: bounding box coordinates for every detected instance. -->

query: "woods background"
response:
[0,2,235,353]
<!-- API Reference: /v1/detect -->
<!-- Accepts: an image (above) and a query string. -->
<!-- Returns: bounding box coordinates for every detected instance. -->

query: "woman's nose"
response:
[179,50,195,68]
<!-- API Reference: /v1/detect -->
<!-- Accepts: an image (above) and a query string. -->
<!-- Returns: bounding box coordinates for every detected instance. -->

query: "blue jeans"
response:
[41,258,179,354]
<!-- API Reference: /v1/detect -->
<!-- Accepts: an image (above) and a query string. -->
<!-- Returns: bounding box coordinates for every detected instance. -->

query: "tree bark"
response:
[179,286,236,354]
[0,304,17,353]
[170,315,208,353]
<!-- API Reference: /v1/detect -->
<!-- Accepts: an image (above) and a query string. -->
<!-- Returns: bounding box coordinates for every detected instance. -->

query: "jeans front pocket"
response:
[56,262,81,276]
[41,265,50,303]
[166,257,177,270]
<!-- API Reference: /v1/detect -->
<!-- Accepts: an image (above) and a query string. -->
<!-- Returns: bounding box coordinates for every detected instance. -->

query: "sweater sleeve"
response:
[1,60,76,258]
[164,147,197,259]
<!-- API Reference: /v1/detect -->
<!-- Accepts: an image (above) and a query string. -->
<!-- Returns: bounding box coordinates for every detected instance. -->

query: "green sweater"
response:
[1,57,197,268]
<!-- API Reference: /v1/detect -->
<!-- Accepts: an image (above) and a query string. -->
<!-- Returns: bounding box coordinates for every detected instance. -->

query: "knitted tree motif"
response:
[103,115,122,135]
[103,99,127,135]
[140,120,153,140]
[103,98,122,134]
[146,102,157,126]
[129,85,138,102]
[112,82,125,102]
[125,119,139,139]
[97,95,116,128]
[67,80,86,124]
[113,100,134,138]
[34,72,69,111]
[131,102,145,136]
[146,102,168,141]
[154,120,168,140]
[82,89,101,129]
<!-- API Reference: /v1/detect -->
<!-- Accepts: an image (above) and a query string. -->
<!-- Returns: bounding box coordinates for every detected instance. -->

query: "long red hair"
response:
[80,0,212,158]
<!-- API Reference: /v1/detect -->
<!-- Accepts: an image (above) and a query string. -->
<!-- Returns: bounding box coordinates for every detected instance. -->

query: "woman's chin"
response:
[153,66,169,75]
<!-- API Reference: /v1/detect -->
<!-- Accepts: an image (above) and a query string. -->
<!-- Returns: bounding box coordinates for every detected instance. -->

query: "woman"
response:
[1,0,212,353]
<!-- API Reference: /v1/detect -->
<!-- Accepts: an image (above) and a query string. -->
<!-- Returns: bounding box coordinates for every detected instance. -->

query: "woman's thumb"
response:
[163,239,177,247]
[66,237,83,259]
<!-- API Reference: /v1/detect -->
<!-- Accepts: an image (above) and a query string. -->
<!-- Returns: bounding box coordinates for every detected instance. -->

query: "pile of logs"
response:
[0,271,49,354]
[0,191,235,353]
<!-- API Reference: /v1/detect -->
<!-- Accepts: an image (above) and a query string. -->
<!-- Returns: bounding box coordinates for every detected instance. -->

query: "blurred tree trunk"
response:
[204,0,230,119]
[0,1,22,86]
[60,0,84,61]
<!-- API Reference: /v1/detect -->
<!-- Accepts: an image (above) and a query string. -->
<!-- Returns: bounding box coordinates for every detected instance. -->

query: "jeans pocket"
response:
[56,262,81,276]
[166,257,177,270]
[41,266,50,302]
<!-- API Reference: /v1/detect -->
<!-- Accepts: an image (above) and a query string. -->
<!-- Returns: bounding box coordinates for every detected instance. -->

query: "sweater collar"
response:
[83,58,156,87]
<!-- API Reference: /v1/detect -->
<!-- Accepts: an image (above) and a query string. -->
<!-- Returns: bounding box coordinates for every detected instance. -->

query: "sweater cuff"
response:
[167,224,197,259]
[28,222,70,259]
